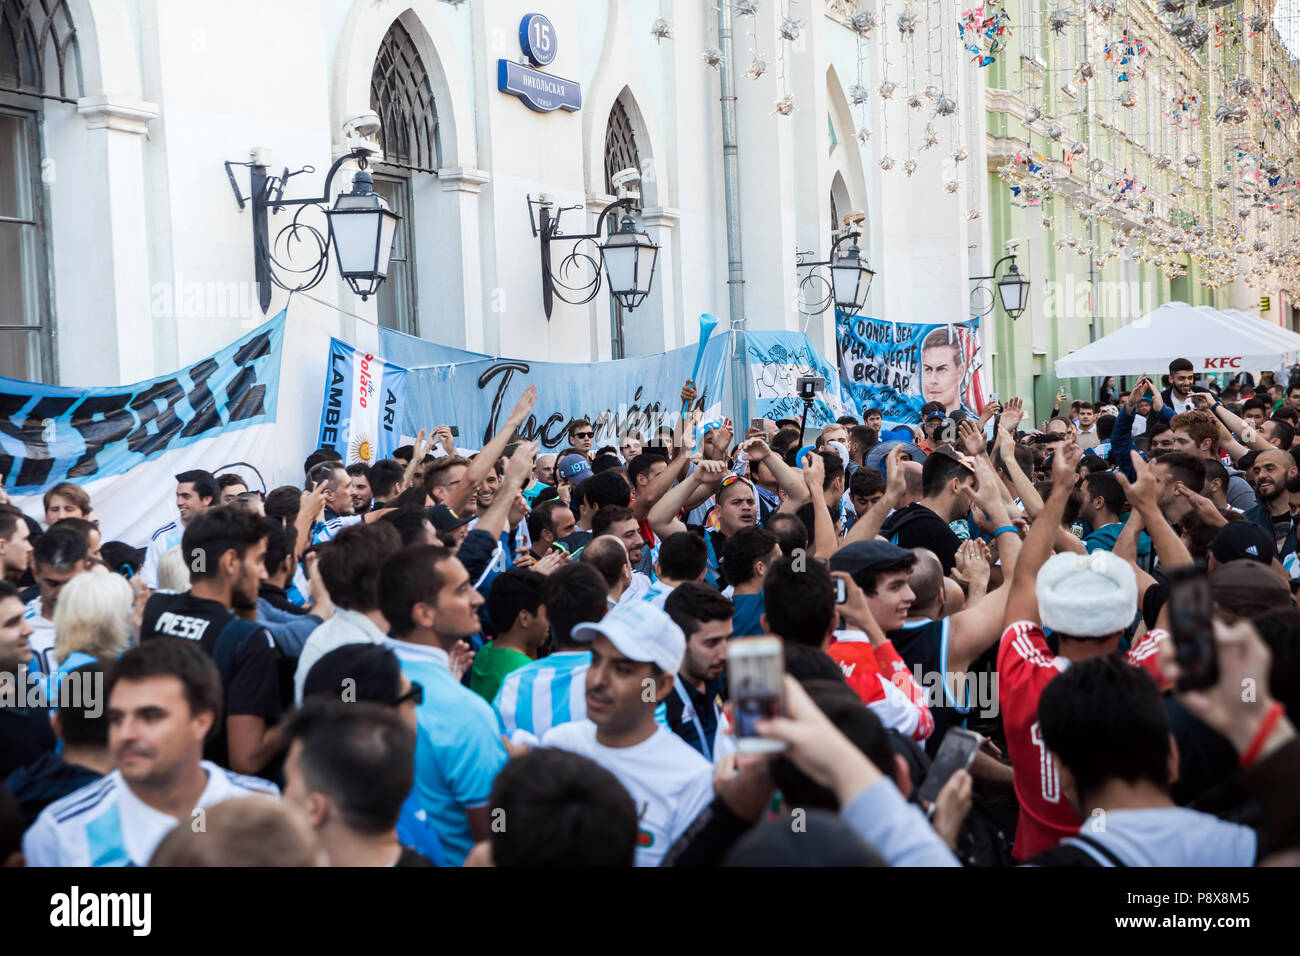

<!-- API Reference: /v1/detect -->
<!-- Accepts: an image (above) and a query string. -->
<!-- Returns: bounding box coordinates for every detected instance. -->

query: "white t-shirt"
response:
[23,761,279,867]
[541,721,715,866]
[22,596,56,675]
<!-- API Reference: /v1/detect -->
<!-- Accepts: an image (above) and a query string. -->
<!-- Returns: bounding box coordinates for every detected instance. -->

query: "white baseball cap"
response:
[571,600,686,674]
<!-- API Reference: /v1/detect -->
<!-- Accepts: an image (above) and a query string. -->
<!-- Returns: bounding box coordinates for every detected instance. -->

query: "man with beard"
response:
[139,508,284,776]
[880,447,977,574]
[1246,449,1299,560]
[660,584,734,762]
[23,639,279,866]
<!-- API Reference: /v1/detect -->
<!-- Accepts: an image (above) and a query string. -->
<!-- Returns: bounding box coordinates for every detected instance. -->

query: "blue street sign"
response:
[519,13,557,67]
[497,59,581,113]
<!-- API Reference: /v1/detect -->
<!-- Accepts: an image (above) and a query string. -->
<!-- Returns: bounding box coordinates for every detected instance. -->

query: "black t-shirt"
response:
[140,591,282,767]
[881,503,961,573]
[0,705,57,779]
[396,846,436,867]
[887,618,1003,757]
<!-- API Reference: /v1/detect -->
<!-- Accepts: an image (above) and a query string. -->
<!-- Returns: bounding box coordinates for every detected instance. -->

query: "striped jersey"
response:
[493,650,590,738]
[22,597,56,675]
[140,521,183,590]
[311,509,363,544]
[23,761,279,867]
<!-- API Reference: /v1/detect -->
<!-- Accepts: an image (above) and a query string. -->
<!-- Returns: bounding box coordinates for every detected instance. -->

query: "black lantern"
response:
[225,148,402,312]
[600,211,659,311]
[797,230,876,318]
[325,170,401,301]
[971,251,1031,320]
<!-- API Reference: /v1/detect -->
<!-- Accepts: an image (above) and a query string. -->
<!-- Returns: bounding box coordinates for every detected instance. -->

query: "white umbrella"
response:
[1054,302,1300,378]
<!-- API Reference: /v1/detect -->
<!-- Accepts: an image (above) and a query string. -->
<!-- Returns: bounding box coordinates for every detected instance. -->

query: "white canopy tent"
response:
[1054,302,1300,378]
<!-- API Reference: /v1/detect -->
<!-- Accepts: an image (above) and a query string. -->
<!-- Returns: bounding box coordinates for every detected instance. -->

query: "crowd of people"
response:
[1,362,1298,868]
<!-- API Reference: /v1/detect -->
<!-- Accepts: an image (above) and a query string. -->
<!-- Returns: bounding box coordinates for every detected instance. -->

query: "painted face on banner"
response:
[921,344,964,413]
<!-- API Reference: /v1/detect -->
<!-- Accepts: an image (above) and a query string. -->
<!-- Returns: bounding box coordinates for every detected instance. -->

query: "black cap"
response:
[829,540,914,576]
[723,812,886,867]
[427,504,473,532]
[1210,522,1275,566]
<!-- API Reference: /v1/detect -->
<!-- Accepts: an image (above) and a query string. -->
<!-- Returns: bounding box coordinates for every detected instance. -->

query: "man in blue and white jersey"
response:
[24,640,278,867]
[24,523,94,675]
[308,462,364,545]
[494,563,608,740]
[140,470,216,589]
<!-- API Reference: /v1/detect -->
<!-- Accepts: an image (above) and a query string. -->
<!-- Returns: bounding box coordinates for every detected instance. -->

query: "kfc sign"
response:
[1202,357,1242,369]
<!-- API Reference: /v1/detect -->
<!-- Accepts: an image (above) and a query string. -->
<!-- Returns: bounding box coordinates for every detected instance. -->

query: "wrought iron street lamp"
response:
[225,147,401,312]
[971,251,1031,320]
[526,169,659,319]
[797,229,876,317]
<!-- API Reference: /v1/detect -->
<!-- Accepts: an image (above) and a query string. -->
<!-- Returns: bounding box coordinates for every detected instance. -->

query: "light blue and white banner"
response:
[379,329,734,451]
[744,331,845,429]
[4,313,286,545]
[836,312,987,424]
[316,340,408,465]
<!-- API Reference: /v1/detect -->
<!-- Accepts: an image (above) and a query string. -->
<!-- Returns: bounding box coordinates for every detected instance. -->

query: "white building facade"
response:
[4,0,981,476]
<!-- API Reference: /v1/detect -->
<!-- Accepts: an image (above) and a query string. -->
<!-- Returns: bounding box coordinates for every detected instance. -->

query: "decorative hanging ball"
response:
[779,16,803,41]
[934,93,957,116]
[1070,141,1087,156]
[1089,0,1118,20]
[907,93,924,110]
[921,124,940,150]
[772,94,795,116]
[1024,105,1043,124]
[857,127,873,144]
[1215,101,1249,125]
[904,159,918,177]
[945,180,962,193]
[952,145,970,162]
[850,11,878,36]
[1157,0,1186,13]
[744,54,769,79]
[1048,8,1071,35]
[701,46,725,69]
[732,0,760,18]
[897,11,918,37]
[1230,75,1254,98]
[848,83,870,105]
[1120,90,1138,109]
[1215,176,1231,189]
[880,155,896,171]
[1075,61,1096,84]
[1154,155,1173,170]
[879,79,899,99]
[1089,158,1104,173]
[967,209,982,220]
[1047,123,1064,141]
[1041,216,1054,228]
[651,17,674,42]
[1183,153,1201,169]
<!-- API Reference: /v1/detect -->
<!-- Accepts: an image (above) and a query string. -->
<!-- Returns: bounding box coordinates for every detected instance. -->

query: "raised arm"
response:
[1003,443,1081,629]
[648,460,717,540]
[841,446,905,546]
[799,452,837,561]
[447,385,538,515]
[1115,451,1194,571]
[1196,394,1272,457]
[475,441,536,544]
[737,438,810,513]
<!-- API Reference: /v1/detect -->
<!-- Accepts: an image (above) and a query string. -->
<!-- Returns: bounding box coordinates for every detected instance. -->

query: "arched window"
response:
[603,98,642,358]
[0,0,78,381]
[0,0,82,101]
[368,19,440,336]
[369,20,440,173]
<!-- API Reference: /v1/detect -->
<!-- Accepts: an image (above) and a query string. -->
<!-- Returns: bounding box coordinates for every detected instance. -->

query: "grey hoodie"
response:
[1063,807,1256,866]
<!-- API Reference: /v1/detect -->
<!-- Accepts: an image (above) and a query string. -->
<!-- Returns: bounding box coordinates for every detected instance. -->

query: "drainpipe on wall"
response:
[718,0,748,427]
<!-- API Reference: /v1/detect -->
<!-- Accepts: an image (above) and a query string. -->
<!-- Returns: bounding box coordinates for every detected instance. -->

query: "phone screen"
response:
[1167,566,1217,691]
[729,637,786,754]
[916,728,982,804]
[834,578,847,604]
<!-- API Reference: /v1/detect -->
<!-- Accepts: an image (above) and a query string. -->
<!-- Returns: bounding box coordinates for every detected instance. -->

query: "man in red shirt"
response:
[998,447,1176,861]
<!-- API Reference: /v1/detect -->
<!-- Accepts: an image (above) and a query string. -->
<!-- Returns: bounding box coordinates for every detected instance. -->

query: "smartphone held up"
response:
[729,636,786,754]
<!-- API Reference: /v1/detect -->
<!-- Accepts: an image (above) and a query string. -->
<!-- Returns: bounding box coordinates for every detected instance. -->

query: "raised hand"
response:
[449,640,476,683]
[533,549,568,575]
[884,446,907,500]
[956,419,987,458]
[800,450,825,494]
[739,437,771,462]
[1173,481,1227,527]
[432,425,455,456]
[680,380,698,407]
[1000,396,1025,432]
[1050,442,1082,487]
[504,440,537,489]
[301,480,329,522]
[507,385,539,429]
[1115,449,1159,511]
[693,459,727,485]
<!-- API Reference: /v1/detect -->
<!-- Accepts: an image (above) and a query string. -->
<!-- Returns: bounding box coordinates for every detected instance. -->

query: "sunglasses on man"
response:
[573,431,594,440]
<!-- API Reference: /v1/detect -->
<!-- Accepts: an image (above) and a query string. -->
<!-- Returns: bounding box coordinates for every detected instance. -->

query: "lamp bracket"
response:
[527,195,641,319]
[795,230,869,317]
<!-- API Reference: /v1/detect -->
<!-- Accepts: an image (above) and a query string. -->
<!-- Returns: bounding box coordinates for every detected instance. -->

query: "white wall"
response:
[38,0,974,488]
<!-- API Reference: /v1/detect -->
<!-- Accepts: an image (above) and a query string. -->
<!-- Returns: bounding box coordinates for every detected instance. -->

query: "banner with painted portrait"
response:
[836,313,987,425]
